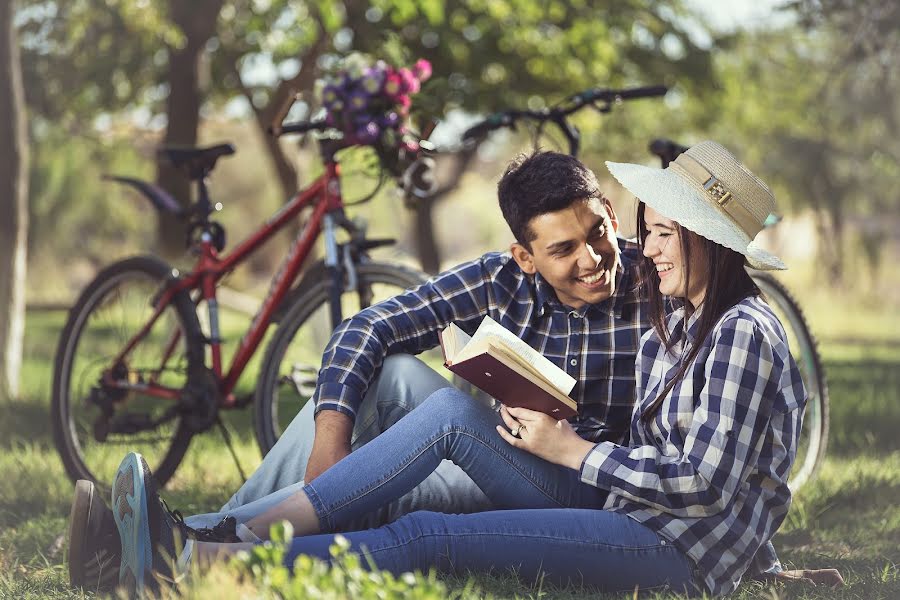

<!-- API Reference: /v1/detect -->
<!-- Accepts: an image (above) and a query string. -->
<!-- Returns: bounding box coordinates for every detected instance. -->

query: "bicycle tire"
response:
[254,260,430,453]
[750,271,830,491]
[52,256,205,489]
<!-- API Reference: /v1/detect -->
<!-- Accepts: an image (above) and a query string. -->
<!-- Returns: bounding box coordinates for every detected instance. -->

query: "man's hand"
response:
[496,405,594,470]
[304,411,353,483]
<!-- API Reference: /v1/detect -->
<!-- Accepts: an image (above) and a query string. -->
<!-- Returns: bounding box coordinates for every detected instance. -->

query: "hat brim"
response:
[605,161,785,271]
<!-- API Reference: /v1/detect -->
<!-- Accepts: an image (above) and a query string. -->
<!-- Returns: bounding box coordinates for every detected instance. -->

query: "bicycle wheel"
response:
[750,271,829,491]
[254,260,433,453]
[52,256,205,489]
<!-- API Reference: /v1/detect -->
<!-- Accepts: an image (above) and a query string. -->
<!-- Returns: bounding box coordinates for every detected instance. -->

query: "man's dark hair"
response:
[497,150,602,250]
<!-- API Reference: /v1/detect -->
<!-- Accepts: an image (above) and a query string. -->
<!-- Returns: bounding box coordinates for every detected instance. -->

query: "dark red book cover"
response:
[446,352,577,419]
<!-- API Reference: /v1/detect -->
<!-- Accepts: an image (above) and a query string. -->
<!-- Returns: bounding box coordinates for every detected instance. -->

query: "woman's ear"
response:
[510,242,537,274]
[604,198,619,232]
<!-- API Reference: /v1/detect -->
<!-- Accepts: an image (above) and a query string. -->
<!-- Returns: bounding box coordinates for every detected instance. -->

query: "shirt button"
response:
[570,359,578,366]
[660,539,667,546]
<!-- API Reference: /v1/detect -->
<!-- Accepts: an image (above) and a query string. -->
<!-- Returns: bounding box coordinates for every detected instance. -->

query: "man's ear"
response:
[604,198,619,233]
[510,242,537,275]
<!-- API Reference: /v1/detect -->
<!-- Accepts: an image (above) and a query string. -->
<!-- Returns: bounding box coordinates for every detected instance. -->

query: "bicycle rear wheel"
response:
[52,256,204,490]
[751,271,829,491]
[254,261,434,453]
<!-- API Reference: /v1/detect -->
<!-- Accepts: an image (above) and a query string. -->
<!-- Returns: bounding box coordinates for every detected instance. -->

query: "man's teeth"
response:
[579,272,605,283]
[656,264,674,272]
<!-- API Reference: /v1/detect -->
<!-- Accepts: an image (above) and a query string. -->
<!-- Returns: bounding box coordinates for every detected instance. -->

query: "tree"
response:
[19,0,717,270]
[156,0,225,256]
[0,0,29,401]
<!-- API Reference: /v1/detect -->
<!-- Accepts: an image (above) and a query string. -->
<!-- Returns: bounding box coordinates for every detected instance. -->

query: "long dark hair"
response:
[636,201,761,422]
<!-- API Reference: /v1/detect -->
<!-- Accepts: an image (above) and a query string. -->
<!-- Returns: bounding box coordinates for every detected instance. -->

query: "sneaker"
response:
[67,479,121,592]
[112,452,181,596]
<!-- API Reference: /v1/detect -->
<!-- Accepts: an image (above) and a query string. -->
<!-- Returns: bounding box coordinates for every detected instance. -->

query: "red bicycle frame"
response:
[109,162,344,407]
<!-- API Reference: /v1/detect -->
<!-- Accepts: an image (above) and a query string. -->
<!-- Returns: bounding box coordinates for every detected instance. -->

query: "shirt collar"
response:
[668,302,705,344]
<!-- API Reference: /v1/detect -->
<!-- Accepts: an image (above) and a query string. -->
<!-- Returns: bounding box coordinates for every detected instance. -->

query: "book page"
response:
[440,322,471,362]
[461,317,576,394]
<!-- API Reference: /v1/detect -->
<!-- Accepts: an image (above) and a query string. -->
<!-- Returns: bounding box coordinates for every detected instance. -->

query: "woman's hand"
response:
[496,405,595,470]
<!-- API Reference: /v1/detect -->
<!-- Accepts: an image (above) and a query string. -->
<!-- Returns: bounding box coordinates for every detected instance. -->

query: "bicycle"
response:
[419,87,829,490]
[52,65,437,489]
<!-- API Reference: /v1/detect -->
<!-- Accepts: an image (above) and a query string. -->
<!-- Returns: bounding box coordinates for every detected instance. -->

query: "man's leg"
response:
[184,355,491,530]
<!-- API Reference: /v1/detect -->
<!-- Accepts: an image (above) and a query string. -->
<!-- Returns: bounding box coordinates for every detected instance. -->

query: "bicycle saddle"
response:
[158,143,236,179]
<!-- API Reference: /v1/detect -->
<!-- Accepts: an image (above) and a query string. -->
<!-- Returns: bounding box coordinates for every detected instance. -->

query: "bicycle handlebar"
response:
[462,85,668,156]
[269,120,332,136]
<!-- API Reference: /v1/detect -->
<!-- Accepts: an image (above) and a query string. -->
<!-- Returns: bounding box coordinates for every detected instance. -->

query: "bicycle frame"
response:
[110,162,345,407]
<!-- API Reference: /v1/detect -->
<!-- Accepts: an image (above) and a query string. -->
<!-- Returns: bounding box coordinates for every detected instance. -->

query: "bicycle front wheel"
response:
[52,256,204,489]
[751,271,829,491]
[254,261,434,453]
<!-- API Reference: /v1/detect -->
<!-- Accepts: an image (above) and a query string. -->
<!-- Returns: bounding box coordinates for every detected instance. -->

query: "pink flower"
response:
[398,68,419,94]
[412,59,432,82]
[383,71,403,98]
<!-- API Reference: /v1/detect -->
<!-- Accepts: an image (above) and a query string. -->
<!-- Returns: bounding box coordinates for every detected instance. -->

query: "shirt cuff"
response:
[579,441,619,488]
[313,382,362,421]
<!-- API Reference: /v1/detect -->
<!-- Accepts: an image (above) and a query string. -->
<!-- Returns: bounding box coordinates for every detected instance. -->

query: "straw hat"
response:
[606,141,785,270]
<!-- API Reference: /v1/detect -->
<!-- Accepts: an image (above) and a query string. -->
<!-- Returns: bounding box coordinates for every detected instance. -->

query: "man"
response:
[68,151,839,590]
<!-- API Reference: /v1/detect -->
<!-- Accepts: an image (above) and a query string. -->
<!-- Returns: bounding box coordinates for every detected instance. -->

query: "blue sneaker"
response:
[112,453,198,596]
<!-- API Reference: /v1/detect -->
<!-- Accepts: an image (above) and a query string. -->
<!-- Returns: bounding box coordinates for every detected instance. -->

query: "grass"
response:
[1,296,899,599]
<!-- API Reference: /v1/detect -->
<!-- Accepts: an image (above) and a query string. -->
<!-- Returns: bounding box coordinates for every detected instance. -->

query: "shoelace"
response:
[160,498,239,543]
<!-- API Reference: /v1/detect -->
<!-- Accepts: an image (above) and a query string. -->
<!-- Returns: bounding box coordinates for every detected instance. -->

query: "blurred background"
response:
[1,2,899,597]
[6,0,899,305]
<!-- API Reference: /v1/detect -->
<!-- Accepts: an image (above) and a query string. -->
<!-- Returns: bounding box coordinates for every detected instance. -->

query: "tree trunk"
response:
[236,28,330,201]
[413,197,441,274]
[155,0,223,257]
[0,0,29,401]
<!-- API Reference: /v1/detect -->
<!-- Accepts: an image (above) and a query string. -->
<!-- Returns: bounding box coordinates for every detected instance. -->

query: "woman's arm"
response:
[580,317,791,517]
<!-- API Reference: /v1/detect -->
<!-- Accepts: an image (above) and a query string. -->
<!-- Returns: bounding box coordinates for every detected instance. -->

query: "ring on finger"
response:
[511,425,522,438]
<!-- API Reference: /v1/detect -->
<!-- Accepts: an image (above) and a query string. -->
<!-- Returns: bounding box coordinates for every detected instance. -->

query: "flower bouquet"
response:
[315,54,432,156]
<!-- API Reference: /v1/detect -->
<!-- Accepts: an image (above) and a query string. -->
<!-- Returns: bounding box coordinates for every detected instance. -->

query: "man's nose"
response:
[579,242,603,268]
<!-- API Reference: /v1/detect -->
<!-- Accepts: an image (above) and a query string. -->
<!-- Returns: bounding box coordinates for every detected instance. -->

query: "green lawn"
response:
[1,305,898,599]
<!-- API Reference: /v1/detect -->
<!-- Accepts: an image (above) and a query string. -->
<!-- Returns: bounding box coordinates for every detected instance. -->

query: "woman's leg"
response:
[245,389,606,537]
[279,509,702,596]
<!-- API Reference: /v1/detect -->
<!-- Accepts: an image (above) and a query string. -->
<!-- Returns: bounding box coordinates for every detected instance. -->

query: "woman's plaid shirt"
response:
[581,296,806,595]
[312,241,646,444]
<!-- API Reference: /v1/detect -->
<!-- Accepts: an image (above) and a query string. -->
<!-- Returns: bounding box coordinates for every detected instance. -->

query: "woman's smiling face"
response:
[641,205,708,307]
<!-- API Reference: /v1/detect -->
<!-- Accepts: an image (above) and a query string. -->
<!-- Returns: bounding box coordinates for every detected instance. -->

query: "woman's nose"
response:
[642,237,658,258]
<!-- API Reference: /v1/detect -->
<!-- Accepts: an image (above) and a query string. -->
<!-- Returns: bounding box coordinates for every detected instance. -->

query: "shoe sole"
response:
[67,480,94,587]
[112,453,153,597]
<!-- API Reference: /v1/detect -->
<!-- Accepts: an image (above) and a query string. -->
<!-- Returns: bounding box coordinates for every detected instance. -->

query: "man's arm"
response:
[304,410,353,482]
[305,254,511,480]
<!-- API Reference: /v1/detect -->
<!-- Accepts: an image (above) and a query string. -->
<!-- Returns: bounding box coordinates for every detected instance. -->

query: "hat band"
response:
[670,153,762,239]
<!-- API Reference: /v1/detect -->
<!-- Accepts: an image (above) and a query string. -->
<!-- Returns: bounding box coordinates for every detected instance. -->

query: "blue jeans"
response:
[184,355,492,531]
[289,390,701,595]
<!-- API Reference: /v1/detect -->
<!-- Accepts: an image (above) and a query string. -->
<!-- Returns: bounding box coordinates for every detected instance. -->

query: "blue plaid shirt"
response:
[313,239,645,443]
[581,296,805,596]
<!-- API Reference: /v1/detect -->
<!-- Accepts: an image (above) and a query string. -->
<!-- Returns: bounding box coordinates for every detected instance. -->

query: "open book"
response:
[439,316,578,419]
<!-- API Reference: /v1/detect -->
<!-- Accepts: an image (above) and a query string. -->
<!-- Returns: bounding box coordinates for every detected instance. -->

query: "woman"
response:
[109,141,806,597]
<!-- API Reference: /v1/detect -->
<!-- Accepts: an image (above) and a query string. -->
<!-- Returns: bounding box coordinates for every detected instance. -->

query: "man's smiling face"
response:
[511,197,621,309]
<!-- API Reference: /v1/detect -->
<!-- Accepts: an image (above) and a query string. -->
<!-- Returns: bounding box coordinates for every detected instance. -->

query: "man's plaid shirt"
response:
[313,239,646,444]
[581,296,806,595]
